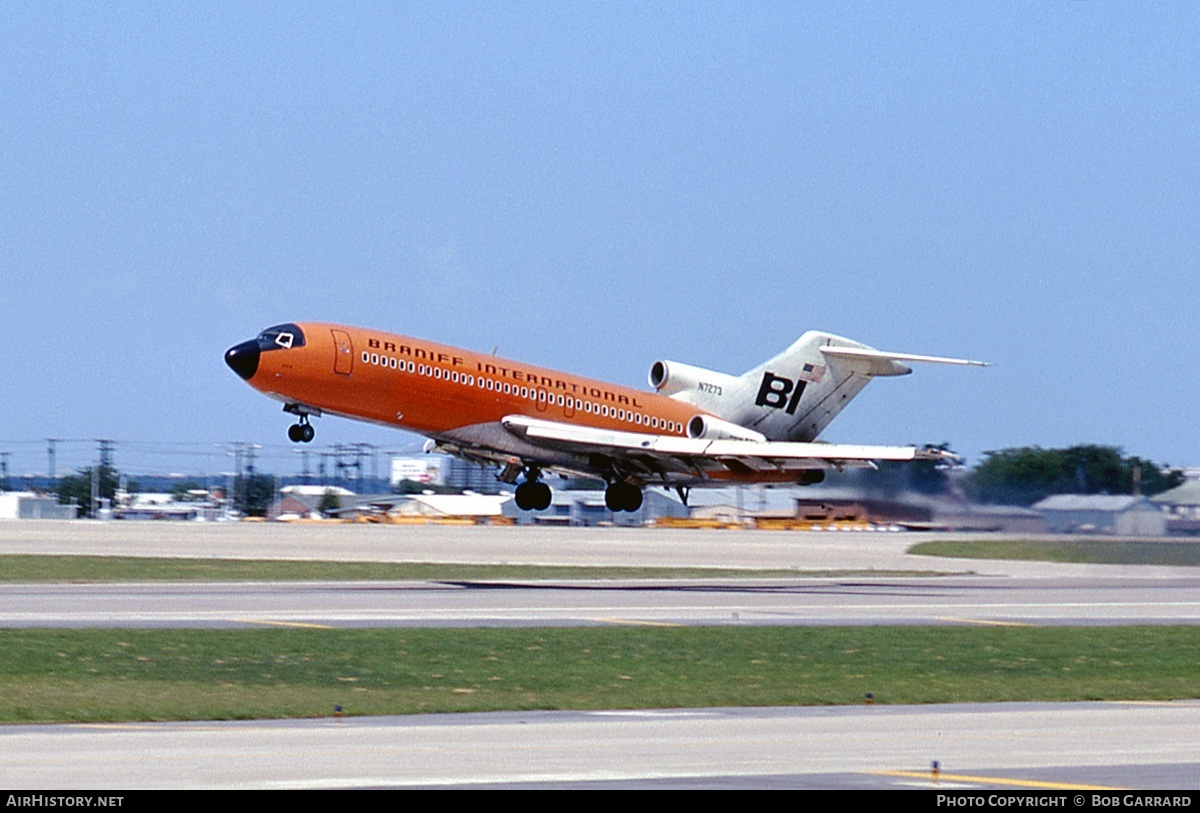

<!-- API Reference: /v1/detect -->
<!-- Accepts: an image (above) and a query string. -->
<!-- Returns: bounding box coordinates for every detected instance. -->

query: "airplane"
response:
[225,322,987,512]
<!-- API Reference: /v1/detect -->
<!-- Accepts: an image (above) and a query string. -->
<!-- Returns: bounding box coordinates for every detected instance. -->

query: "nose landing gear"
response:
[284,404,319,443]
[287,415,315,443]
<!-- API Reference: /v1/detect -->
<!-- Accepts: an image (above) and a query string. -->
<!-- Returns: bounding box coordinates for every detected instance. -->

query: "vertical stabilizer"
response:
[656,332,986,443]
[728,332,910,441]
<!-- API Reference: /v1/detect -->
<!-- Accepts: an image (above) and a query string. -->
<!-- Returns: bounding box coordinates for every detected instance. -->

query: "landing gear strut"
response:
[513,469,552,511]
[287,415,315,443]
[605,480,643,513]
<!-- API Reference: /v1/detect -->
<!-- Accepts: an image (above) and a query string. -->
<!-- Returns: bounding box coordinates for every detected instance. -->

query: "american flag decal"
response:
[800,363,826,383]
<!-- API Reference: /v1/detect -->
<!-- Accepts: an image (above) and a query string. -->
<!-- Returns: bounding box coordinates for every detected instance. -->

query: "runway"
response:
[2,521,1198,789]
[3,521,1198,629]
[4,519,1181,574]
[4,575,1200,628]
[4,703,1198,789]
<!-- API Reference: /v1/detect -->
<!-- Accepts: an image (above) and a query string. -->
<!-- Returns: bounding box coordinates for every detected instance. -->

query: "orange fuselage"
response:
[244,322,702,440]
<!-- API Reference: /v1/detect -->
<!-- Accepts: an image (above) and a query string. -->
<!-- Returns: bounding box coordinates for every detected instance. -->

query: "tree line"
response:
[840,443,1182,506]
[961,445,1182,506]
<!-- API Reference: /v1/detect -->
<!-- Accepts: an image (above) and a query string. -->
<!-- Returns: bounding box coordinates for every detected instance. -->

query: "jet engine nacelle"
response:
[648,360,739,398]
[686,414,768,443]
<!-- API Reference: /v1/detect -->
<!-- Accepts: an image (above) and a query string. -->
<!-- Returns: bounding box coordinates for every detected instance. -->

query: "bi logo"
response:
[755,371,807,415]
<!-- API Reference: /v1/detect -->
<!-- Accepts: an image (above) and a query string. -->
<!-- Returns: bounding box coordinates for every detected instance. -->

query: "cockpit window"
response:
[256,323,306,351]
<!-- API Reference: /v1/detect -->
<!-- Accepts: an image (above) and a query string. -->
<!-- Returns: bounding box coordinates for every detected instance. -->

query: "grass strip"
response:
[0,555,931,583]
[909,539,1200,566]
[1,626,1197,723]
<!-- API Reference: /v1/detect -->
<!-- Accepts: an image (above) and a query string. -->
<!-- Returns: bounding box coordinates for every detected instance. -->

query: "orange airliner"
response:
[225,322,986,511]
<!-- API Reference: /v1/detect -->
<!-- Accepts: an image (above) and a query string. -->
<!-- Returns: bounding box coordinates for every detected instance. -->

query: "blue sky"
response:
[2,3,1197,477]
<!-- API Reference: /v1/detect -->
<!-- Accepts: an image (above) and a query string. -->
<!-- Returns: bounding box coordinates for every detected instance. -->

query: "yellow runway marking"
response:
[591,618,683,628]
[873,770,1126,790]
[937,617,1034,627]
[233,618,336,629]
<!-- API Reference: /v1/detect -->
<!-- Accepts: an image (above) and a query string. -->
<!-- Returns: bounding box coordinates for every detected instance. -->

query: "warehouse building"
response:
[0,492,77,520]
[1032,494,1166,536]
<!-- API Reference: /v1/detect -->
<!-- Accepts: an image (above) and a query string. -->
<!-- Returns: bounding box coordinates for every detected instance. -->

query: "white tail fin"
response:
[712,332,986,442]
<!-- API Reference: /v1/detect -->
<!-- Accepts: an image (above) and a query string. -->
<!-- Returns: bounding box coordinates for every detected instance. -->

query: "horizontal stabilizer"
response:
[819,346,990,367]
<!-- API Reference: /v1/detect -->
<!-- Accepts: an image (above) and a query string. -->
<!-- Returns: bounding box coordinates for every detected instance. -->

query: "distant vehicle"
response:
[225,323,986,512]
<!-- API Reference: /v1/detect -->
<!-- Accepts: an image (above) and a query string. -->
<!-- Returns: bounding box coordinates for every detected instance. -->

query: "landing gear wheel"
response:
[300,423,314,443]
[605,484,622,512]
[287,424,304,443]
[623,484,642,512]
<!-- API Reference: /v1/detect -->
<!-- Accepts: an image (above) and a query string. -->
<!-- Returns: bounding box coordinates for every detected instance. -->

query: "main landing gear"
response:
[604,480,643,513]
[507,466,644,514]
[514,470,552,511]
[287,415,315,443]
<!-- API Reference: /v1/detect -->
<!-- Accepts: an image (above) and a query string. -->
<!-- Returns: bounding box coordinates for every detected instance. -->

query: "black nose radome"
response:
[225,340,261,380]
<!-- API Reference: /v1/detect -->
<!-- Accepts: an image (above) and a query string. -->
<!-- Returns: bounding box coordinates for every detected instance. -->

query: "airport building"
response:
[266,487,510,522]
[391,453,500,493]
[0,492,77,520]
[1032,494,1167,536]
[501,488,689,526]
[389,492,510,519]
[1149,478,1200,535]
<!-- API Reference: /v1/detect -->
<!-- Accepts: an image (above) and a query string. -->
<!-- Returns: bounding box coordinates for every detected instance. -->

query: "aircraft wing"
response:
[500,415,953,481]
